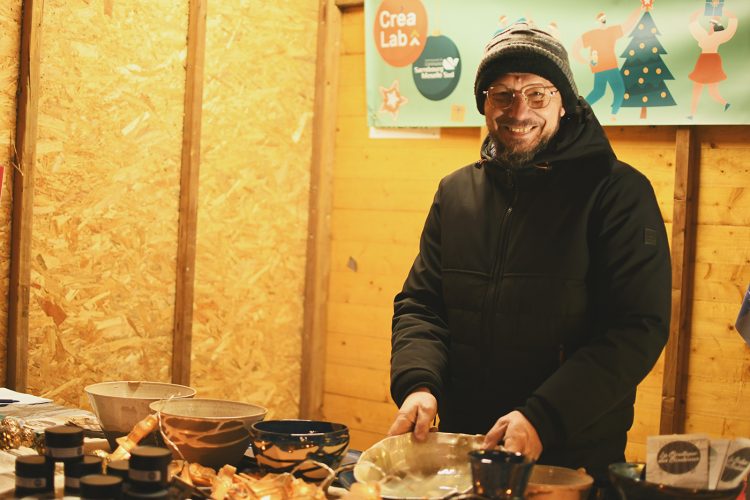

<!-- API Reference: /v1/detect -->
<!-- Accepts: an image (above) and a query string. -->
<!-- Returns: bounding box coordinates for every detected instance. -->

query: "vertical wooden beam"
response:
[7,0,44,391]
[172,0,207,386]
[300,0,342,419]
[660,126,699,434]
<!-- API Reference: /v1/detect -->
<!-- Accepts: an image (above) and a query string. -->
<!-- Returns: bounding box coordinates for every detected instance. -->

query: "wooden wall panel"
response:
[27,1,187,407]
[684,127,750,440]
[0,0,22,388]
[190,0,319,418]
[323,6,478,451]
[324,5,684,455]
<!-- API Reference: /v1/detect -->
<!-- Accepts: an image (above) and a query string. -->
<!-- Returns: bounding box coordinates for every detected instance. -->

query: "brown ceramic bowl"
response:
[525,464,594,499]
[149,398,267,470]
[608,462,744,499]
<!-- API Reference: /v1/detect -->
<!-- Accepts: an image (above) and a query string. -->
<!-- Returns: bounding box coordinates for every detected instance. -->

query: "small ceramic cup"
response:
[468,449,535,500]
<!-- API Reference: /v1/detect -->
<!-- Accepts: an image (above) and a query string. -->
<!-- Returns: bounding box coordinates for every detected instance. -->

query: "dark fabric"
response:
[390,99,671,483]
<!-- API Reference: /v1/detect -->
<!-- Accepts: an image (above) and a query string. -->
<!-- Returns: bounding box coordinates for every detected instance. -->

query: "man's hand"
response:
[387,388,437,441]
[481,410,543,460]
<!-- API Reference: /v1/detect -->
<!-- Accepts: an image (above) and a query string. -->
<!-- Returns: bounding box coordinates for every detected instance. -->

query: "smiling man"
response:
[388,22,671,498]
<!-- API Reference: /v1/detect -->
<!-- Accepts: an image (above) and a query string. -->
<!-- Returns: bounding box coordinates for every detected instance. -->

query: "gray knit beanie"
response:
[475,21,579,114]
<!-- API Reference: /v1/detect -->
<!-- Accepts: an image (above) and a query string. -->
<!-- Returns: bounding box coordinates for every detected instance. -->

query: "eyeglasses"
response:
[482,84,559,110]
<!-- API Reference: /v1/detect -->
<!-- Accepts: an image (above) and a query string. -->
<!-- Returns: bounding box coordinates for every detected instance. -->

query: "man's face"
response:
[483,72,565,168]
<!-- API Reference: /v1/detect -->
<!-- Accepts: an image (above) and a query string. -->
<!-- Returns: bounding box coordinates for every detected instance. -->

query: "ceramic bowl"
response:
[149,398,267,470]
[608,462,744,500]
[525,464,594,499]
[353,432,484,499]
[250,419,349,481]
[85,380,196,449]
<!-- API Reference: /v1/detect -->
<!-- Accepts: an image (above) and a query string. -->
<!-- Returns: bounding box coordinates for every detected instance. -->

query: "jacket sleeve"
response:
[519,166,671,447]
[391,185,451,407]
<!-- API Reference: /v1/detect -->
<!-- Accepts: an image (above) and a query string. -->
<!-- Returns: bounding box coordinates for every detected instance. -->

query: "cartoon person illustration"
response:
[687,8,738,119]
[572,6,642,121]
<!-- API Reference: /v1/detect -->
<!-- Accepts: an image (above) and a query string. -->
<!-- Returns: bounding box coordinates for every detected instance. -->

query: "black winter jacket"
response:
[390,100,671,480]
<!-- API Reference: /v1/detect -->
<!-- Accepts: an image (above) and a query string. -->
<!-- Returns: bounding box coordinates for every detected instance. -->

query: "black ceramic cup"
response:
[468,449,535,500]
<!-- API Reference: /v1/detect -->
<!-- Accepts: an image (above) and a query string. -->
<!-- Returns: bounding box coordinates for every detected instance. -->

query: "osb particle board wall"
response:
[4,0,318,416]
[190,1,319,419]
[0,0,22,388]
[28,0,187,407]
[322,5,750,456]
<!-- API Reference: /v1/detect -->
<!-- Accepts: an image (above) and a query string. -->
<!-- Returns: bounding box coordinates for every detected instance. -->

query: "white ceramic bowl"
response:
[85,381,196,448]
[149,398,267,469]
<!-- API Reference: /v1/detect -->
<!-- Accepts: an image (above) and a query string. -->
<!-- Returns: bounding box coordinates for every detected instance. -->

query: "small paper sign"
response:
[718,438,750,490]
[647,434,710,489]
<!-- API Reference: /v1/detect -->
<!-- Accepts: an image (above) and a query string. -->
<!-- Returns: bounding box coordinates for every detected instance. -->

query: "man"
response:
[388,22,671,494]
[572,7,641,122]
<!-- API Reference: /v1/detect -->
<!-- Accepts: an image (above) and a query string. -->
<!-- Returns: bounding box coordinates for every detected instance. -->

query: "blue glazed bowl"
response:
[250,419,349,481]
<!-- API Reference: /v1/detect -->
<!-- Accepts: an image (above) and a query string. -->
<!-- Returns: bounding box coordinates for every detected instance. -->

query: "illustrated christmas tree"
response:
[619,8,676,119]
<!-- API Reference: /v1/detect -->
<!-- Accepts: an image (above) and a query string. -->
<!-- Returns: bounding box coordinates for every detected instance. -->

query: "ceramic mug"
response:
[468,449,535,500]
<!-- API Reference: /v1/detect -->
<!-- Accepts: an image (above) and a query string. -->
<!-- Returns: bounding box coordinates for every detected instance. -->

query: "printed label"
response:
[657,441,702,474]
[129,468,162,482]
[16,476,47,488]
[47,445,83,458]
[720,447,750,482]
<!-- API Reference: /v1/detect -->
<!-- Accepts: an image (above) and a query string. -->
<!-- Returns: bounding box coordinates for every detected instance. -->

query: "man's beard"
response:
[488,120,557,169]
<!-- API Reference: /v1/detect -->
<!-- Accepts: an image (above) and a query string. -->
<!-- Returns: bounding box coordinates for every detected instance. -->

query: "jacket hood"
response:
[480,98,615,169]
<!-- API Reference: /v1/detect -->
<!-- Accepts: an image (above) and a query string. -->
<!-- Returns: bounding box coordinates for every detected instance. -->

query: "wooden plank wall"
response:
[686,127,750,439]
[0,0,23,387]
[321,5,750,456]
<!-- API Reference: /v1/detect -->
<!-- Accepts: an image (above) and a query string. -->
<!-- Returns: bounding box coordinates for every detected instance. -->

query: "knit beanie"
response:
[474,21,579,115]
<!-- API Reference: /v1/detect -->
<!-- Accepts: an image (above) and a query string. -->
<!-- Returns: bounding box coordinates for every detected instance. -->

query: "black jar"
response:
[128,446,172,493]
[80,473,123,499]
[107,458,130,482]
[45,425,84,463]
[123,484,169,499]
[65,455,103,495]
[15,455,55,498]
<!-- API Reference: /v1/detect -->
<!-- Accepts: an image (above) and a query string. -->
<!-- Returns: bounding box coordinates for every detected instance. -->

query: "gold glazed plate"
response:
[353,432,484,500]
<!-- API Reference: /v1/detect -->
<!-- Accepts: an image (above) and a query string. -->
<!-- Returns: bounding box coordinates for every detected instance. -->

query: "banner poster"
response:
[365,0,750,127]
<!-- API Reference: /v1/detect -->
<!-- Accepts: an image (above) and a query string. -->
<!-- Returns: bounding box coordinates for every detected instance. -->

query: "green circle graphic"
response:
[412,35,461,101]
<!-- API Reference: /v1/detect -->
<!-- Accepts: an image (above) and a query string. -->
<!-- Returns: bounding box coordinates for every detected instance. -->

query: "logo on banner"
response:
[412,34,461,101]
[374,0,428,67]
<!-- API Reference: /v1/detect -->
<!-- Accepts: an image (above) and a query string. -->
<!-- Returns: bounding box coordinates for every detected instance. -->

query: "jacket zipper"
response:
[480,169,517,376]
